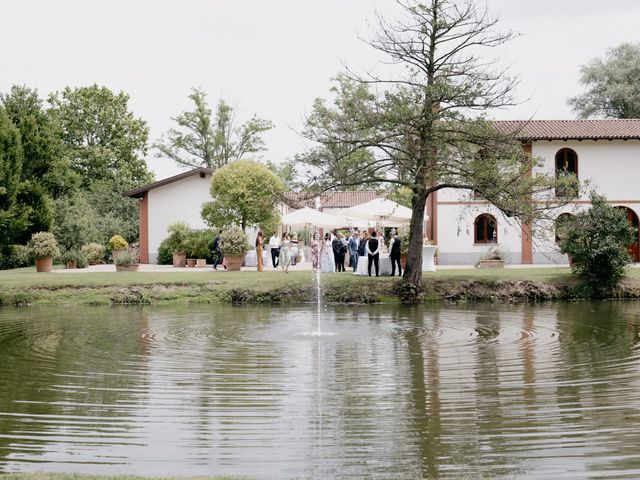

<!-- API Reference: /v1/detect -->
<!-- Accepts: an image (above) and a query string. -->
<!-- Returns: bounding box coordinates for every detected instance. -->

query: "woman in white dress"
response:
[320,233,335,273]
[279,232,291,273]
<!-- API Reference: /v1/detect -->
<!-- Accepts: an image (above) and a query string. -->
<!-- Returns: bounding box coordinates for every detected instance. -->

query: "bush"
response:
[186,229,215,260]
[0,245,31,270]
[220,227,250,256]
[27,232,61,259]
[60,249,88,268]
[164,222,191,253]
[81,243,105,264]
[559,193,636,296]
[114,251,137,267]
[156,238,173,265]
[108,235,128,251]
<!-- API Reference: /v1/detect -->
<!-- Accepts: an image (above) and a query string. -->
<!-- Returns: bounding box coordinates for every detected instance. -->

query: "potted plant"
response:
[185,229,211,268]
[81,243,105,265]
[476,247,507,269]
[27,232,61,273]
[60,250,88,269]
[108,235,128,263]
[220,227,250,271]
[115,251,139,272]
[397,226,410,268]
[165,222,190,268]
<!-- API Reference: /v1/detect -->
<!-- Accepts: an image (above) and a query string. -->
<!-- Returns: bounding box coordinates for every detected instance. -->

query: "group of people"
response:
[307,228,402,277]
[265,231,302,273]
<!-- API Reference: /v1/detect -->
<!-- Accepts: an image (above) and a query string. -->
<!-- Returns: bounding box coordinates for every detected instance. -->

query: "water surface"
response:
[1,303,640,478]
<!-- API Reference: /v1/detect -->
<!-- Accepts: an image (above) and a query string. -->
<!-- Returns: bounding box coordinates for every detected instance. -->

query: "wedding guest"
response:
[269,232,281,268]
[212,230,224,270]
[290,233,299,266]
[311,233,320,271]
[321,233,335,272]
[279,232,291,273]
[348,230,359,273]
[389,229,402,276]
[332,233,346,272]
[367,231,380,277]
[255,230,264,272]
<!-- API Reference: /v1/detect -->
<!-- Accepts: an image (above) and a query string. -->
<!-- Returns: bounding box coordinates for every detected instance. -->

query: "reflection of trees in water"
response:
[0,307,151,466]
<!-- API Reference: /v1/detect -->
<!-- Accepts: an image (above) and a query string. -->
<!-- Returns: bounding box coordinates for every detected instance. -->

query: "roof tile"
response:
[492,119,640,140]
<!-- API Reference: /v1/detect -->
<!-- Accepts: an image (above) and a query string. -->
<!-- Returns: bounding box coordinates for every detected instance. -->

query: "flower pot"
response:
[196,259,207,268]
[112,250,126,263]
[172,252,186,268]
[478,259,505,269]
[66,261,77,270]
[35,257,53,273]
[225,254,243,271]
[186,258,197,268]
[116,264,139,272]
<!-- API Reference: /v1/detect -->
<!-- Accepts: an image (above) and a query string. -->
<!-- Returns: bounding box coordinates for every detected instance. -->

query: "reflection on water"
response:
[1,303,640,478]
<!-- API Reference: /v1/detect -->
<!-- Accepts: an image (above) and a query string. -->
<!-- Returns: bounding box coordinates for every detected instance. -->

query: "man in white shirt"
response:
[269,234,281,268]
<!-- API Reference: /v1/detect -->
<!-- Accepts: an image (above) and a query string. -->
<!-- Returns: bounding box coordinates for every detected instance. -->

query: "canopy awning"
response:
[343,198,414,225]
[281,207,347,228]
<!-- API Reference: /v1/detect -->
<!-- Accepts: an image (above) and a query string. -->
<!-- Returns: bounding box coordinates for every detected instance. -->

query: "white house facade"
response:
[434,120,640,265]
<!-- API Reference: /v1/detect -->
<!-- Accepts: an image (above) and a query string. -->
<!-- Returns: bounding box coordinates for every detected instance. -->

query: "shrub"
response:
[108,235,128,251]
[0,245,31,270]
[156,238,173,265]
[220,227,250,256]
[114,251,137,267]
[186,229,215,259]
[27,232,61,259]
[164,222,191,253]
[478,246,507,261]
[60,249,88,268]
[81,243,105,264]
[559,193,636,296]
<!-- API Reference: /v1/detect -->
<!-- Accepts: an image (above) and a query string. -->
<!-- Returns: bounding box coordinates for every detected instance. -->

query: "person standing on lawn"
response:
[269,233,281,268]
[255,230,264,272]
[212,230,224,270]
[367,231,380,277]
[389,229,402,277]
[348,230,359,273]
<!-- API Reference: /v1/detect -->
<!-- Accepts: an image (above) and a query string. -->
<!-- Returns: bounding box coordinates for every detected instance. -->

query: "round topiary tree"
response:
[27,231,60,272]
[559,193,636,296]
[201,159,284,231]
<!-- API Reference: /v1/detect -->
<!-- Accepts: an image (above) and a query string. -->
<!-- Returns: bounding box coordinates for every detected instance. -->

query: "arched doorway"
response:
[616,207,640,262]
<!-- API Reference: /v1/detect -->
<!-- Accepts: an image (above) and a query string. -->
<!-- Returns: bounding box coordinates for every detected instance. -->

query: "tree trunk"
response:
[403,187,429,288]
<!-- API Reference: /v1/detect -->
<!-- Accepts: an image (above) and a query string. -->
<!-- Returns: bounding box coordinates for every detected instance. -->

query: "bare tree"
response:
[300,0,575,290]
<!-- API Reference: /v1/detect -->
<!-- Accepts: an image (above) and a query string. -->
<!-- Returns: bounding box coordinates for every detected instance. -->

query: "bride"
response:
[320,233,335,273]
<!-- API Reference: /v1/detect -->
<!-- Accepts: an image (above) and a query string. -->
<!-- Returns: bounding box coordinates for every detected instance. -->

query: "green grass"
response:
[0,474,248,480]
[1,264,637,305]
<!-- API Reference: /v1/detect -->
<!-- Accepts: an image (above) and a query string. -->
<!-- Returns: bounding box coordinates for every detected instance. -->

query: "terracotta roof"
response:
[123,167,213,198]
[492,119,640,141]
[283,191,381,209]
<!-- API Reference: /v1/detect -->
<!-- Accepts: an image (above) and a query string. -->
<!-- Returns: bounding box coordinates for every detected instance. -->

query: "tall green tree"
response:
[1,85,75,198]
[48,84,153,188]
[155,88,274,170]
[568,43,640,119]
[201,159,284,231]
[300,0,575,289]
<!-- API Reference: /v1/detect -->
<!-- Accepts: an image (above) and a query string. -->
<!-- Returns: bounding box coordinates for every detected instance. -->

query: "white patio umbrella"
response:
[281,207,347,229]
[343,198,414,225]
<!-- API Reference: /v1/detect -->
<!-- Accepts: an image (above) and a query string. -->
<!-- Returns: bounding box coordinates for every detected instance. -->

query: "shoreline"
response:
[2,267,640,307]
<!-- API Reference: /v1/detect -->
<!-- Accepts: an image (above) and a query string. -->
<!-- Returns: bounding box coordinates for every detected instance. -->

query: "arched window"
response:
[555,148,578,197]
[555,213,574,243]
[475,214,497,244]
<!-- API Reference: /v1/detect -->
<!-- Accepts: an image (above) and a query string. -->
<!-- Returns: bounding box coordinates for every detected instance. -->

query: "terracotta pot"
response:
[112,250,126,263]
[186,258,197,268]
[116,264,139,272]
[225,254,244,271]
[35,257,53,273]
[196,258,207,268]
[65,261,77,270]
[478,259,505,269]
[172,252,186,268]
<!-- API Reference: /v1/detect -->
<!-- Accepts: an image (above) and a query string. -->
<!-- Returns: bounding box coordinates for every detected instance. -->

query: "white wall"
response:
[147,173,212,263]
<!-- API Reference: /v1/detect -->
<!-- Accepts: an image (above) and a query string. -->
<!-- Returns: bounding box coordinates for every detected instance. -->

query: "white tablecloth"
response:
[355,255,393,276]
[422,245,438,272]
[244,250,270,267]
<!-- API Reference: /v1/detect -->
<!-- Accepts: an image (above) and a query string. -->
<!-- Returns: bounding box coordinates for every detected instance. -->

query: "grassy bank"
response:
[0,474,247,480]
[2,266,640,306]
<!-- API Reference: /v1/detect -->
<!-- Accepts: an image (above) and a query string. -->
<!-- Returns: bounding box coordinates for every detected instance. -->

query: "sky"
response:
[2,0,640,181]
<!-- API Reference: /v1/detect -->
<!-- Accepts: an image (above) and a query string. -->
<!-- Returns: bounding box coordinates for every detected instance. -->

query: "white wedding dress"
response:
[320,240,335,273]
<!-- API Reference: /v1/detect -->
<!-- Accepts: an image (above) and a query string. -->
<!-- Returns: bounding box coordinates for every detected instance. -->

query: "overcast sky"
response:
[2,0,640,180]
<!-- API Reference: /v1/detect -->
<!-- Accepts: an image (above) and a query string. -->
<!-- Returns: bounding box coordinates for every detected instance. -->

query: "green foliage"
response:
[185,229,215,259]
[155,88,274,170]
[27,231,60,259]
[220,227,250,256]
[81,243,105,264]
[156,239,173,265]
[14,181,54,244]
[559,194,636,296]
[201,159,284,231]
[60,249,88,268]
[568,43,640,118]
[0,245,31,270]
[475,247,507,267]
[165,222,191,253]
[108,235,128,251]
[47,84,153,187]
[265,158,299,190]
[114,251,137,267]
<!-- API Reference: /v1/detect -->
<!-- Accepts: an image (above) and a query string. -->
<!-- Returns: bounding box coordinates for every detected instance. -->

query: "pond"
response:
[0,303,640,478]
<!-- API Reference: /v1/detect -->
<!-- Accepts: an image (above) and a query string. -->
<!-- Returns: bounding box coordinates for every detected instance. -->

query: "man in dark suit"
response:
[332,234,346,272]
[348,230,359,272]
[367,231,380,277]
[390,229,402,276]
